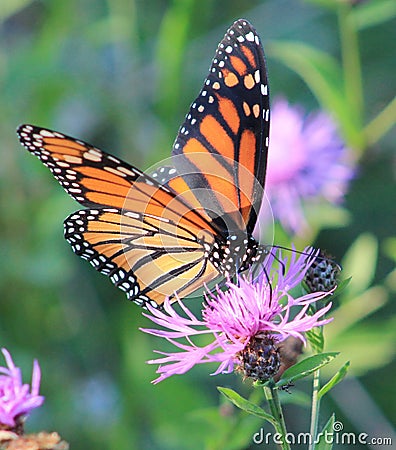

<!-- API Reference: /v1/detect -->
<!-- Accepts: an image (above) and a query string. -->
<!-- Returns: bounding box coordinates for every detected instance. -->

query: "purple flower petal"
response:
[0,348,44,428]
[256,98,354,234]
[142,249,334,383]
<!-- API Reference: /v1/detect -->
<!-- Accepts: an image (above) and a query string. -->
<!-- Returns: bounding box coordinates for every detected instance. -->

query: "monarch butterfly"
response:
[17,19,270,309]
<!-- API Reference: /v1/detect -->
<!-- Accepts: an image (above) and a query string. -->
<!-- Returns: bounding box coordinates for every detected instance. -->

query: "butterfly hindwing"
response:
[172,19,269,235]
[64,208,221,307]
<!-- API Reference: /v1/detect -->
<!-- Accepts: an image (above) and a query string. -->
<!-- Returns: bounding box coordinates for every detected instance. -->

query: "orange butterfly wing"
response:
[17,125,221,307]
[17,19,270,307]
[64,208,220,306]
[171,19,269,236]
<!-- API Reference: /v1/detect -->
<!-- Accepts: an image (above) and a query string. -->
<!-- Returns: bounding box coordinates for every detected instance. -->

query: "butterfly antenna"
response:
[264,264,274,304]
[268,244,342,271]
[269,247,286,275]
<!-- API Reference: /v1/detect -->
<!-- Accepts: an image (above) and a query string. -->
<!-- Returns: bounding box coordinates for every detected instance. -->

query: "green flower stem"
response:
[337,2,365,149]
[308,326,324,449]
[308,369,321,450]
[263,383,291,450]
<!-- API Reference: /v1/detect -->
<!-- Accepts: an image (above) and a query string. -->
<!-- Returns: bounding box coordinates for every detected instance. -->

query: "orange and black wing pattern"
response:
[63,208,220,307]
[172,19,269,235]
[16,19,269,307]
[17,125,221,307]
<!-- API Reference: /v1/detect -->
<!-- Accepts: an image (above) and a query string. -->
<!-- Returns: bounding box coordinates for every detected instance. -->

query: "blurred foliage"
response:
[0,0,394,449]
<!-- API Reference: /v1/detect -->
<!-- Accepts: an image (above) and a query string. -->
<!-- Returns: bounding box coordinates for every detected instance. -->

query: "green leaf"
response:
[305,202,351,230]
[190,406,263,450]
[364,95,396,146]
[318,361,350,398]
[306,327,324,353]
[277,353,339,387]
[267,40,360,145]
[155,0,196,120]
[351,0,396,30]
[332,277,352,298]
[325,316,394,375]
[217,387,276,425]
[383,237,396,263]
[0,0,33,21]
[341,233,378,299]
[315,414,335,450]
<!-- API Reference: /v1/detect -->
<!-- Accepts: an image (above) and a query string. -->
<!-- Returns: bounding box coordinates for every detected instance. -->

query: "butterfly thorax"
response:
[206,233,264,278]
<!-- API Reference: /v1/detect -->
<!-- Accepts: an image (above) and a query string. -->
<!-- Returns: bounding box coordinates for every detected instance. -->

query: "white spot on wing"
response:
[245,31,255,42]
[39,129,56,137]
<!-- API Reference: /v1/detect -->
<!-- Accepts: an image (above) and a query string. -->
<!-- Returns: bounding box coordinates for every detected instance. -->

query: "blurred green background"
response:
[1,0,395,449]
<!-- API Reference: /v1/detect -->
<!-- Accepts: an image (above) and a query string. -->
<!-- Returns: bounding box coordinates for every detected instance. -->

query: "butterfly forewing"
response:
[172,19,269,235]
[17,125,216,231]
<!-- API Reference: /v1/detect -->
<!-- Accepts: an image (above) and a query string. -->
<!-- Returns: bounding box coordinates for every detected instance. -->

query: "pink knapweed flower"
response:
[257,98,354,234]
[0,348,44,429]
[141,249,333,383]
